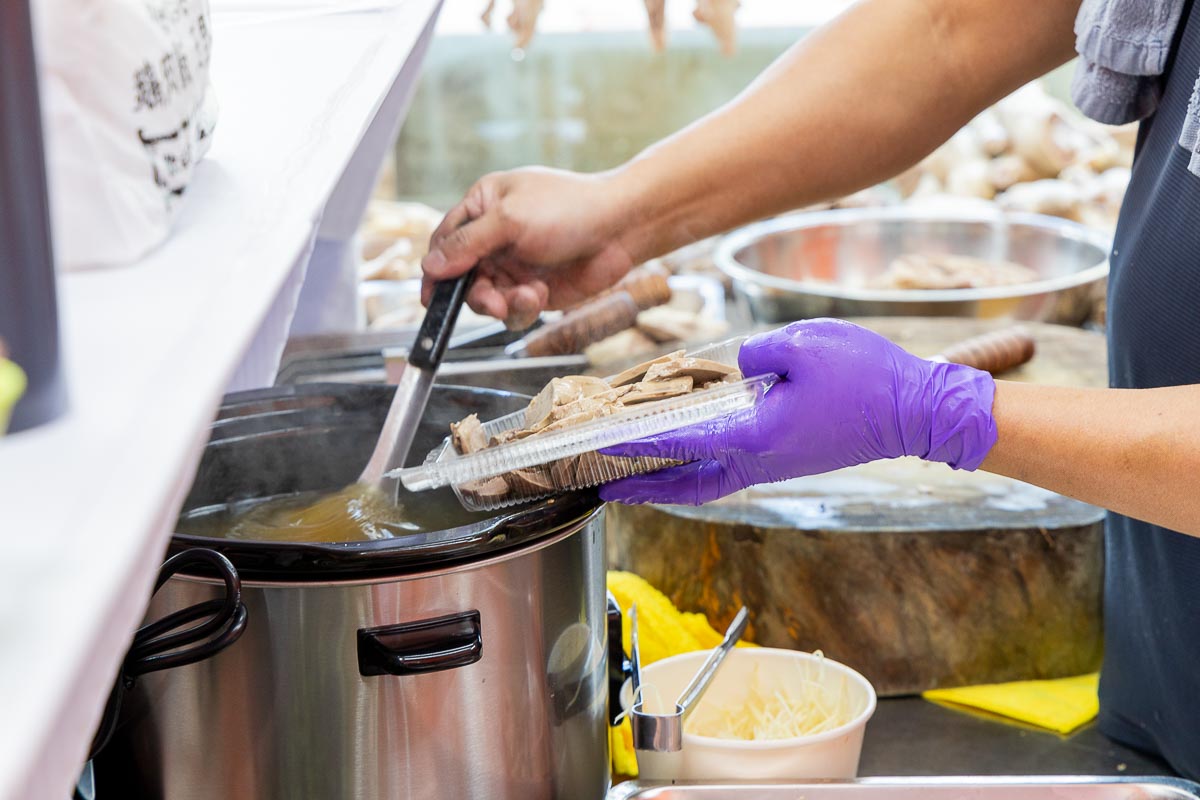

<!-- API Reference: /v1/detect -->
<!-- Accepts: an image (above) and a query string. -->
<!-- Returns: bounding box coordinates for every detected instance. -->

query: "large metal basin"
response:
[608,777,1200,800]
[715,208,1110,325]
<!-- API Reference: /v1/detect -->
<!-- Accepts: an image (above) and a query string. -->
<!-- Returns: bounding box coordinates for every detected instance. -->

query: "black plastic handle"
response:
[90,548,248,759]
[358,610,482,677]
[408,269,477,372]
[607,592,631,726]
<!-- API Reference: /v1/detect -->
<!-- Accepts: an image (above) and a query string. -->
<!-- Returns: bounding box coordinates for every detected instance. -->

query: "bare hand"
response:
[420,167,638,330]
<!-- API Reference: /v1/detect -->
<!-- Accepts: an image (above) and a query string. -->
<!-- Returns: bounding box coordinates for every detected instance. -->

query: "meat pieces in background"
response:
[694,0,739,55]
[479,0,741,56]
[507,0,544,49]
[644,0,667,51]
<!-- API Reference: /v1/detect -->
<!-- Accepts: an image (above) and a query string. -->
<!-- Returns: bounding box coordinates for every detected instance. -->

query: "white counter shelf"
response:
[0,2,442,796]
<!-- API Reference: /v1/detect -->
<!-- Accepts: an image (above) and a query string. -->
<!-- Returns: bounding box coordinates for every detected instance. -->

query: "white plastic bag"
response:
[34,0,218,271]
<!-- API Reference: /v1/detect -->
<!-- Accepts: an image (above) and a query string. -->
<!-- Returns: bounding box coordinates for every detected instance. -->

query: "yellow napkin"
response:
[606,570,757,777]
[922,672,1099,735]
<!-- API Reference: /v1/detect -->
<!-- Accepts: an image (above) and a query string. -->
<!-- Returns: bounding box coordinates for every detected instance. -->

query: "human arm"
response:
[982,382,1200,536]
[422,0,1082,327]
[600,321,1200,539]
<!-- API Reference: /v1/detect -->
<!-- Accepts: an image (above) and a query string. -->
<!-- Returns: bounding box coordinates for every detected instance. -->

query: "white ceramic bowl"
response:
[624,648,876,782]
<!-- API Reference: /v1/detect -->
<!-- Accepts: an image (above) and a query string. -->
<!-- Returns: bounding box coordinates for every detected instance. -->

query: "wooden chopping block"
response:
[606,317,1108,696]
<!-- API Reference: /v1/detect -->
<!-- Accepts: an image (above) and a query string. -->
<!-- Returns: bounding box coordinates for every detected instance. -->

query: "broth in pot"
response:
[178,485,492,543]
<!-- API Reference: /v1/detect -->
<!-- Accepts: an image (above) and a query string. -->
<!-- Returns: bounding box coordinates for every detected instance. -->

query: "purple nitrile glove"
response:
[598,318,998,506]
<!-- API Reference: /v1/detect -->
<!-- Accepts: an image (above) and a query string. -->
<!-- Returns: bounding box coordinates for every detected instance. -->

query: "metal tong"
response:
[629,605,749,754]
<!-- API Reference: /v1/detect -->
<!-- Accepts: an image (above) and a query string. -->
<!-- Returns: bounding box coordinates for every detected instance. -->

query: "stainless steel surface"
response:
[358,362,434,496]
[505,339,532,357]
[676,607,748,719]
[629,606,686,754]
[608,777,1200,800]
[429,354,591,388]
[282,276,729,393]
[631,708,685,756]
[859,697,1172,778]
[630,607,747,756]
[630,607,643,699]
[102,384,613,800]
[118,509,610,800]
[174,384,548,574]
[715,208,1110,325]
[360,268,474,499]
[600,694,1176,795]
[275,343,584,394]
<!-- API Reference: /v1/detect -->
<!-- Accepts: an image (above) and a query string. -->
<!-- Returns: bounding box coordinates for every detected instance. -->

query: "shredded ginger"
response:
[684,652,862,741]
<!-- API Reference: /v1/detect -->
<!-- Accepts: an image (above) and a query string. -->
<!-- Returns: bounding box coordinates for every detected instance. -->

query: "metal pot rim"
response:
[172,383,604,582]
[169,503,604,587]
[714,207,1111,303]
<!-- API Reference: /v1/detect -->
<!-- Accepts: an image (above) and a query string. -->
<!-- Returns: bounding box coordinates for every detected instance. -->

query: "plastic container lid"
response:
[395,338,774,511]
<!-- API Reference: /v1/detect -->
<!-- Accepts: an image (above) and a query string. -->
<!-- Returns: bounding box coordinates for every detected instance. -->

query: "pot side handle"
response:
[357,610,483,677]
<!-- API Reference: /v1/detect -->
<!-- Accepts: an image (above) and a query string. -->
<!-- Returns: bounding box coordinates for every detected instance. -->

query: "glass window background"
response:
[391,0,835,208]
[390,0,1075,209]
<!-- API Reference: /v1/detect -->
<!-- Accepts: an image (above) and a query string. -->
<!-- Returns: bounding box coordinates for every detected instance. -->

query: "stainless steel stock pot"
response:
[98,384,615,800]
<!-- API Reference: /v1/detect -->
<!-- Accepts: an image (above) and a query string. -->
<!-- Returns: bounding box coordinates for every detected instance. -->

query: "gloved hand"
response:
[598,319,998,506]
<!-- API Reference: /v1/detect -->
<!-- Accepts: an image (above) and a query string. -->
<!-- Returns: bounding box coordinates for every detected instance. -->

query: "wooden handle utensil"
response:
[562,264,672,313]
[610,264,673,311]
[508,265,674,358]
[932,327,1037,374]
[513,291,642,358]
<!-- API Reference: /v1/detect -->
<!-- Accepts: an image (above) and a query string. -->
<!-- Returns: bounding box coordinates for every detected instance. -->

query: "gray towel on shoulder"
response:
[1072,0,1200,176]
[1181,74,1200,173]
[1071,0,1186,123]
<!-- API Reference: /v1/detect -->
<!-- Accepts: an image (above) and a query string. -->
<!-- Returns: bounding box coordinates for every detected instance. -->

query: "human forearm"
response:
[983,382,1200,536]
[419,0,1079,325]
[611,0,1080,262]
[602,322,1200,538]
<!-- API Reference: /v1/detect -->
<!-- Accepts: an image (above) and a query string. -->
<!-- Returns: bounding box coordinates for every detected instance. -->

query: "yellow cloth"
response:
[606,570,756,777]
[922,672,1100,735]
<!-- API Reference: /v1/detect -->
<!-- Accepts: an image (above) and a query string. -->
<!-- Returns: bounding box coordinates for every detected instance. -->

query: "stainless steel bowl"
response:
[714,208,1111,325]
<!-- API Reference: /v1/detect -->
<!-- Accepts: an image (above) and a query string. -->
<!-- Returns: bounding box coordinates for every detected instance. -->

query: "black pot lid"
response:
[170,383,603,582]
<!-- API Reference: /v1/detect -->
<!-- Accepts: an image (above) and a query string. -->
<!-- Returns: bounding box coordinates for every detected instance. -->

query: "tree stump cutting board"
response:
[607,318,1107,696]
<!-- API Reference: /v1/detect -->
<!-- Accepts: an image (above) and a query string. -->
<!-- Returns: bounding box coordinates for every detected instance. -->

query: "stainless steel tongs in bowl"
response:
[628,604,749,760]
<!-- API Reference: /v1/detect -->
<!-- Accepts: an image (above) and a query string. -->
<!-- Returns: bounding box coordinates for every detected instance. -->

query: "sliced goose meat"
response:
[507,0,544,49]
[458,475,510,506]
[529,390,623,434]
[524,375,612,429]
[694,0,738,56]
[448,354,744,504]
[620,375,694,405]
[643,356,738,385]
[505,466,557,494]
[538,396,623,434]
[490,426,536,447]
[450,414,489,455]
[644,0,666,51]
[606,350,686,388]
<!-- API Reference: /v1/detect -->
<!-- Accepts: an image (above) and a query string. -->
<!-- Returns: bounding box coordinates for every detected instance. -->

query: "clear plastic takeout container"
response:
[395,338,774,511]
